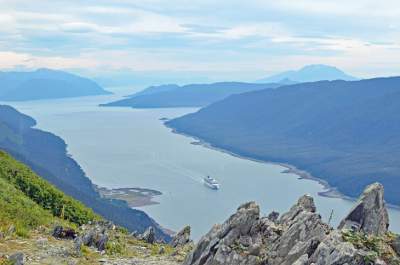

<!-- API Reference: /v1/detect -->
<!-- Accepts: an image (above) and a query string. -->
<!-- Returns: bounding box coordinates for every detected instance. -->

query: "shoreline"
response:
[166,124,400,211]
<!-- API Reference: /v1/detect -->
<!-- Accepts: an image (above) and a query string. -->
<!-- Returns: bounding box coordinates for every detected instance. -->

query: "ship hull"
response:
[203,181,219,190]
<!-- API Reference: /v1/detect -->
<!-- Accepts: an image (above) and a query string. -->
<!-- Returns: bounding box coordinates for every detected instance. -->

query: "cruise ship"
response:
[203,176,220,190]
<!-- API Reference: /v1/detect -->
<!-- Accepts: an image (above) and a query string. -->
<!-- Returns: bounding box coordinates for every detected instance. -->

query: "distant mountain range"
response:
[257,64,357,83]
[0,105,169,240]
[130,84,181,97]
[167,77,400,206]
[0,68,111,101]
[101,82,281,108]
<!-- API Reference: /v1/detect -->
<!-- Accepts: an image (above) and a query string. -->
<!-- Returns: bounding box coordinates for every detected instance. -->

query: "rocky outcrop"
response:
[52,226,77,239]
[338,183,389,236]
[75,221,112,252]
[170,226,192,248]
[267,195,330,265]
[139,227,156,244]
[183,184,399,265]
[183,201,262,265]
[308,230,363,264]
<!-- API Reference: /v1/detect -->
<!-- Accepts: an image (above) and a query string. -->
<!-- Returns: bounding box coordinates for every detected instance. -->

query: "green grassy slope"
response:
[0,150,99,236]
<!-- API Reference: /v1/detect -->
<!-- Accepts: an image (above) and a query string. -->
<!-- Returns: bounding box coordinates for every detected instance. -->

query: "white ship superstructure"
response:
[203,176,220,190]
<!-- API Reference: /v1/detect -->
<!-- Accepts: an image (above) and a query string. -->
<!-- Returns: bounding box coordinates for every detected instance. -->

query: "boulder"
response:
[139,227,156,244]
[96,234,109,251]
[79,223,109,252]
[52,226,64,238]
[73,236,83,255]
[8,252,25,265]
[338,183,389,236]
[52,226,77,239]
[170,226,192,248]
[158,246,166,255]
[81,229,96,246]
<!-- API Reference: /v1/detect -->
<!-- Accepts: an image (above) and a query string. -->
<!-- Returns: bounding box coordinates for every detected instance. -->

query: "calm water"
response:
[8,95,400,239]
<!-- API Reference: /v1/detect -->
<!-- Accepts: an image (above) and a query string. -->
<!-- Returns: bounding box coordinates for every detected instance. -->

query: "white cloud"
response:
[219,23,288,39]
[0,51,98,70]
[0,0,399,79]
[267,0,400,17]
[60,22,100,33]
[80,5,188,34]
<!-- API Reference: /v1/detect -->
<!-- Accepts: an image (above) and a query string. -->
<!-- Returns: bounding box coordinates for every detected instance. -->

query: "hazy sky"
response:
[1,0,399,82]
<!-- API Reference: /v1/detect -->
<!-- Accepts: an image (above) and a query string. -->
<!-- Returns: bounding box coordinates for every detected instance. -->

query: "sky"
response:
[0,0,400,86]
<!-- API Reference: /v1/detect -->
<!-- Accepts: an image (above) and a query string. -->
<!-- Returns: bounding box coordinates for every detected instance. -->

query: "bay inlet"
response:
[8,94,400,239]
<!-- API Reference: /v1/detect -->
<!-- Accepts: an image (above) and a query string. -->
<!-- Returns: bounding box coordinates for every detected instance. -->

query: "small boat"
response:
[203,176,220,190]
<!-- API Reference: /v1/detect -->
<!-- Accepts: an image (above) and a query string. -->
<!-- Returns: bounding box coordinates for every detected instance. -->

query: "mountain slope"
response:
[0,150,99,235]
[167,77,400,206]
[0,105,169,240]
[0,150,187,265]
[0,68,111,101]
[102,82,280,108]
[257,64,357,83]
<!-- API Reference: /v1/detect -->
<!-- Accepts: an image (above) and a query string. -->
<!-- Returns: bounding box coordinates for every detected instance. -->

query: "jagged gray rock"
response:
[278,194,316,225]
[183,183,399,265]
[52,226,64,238]
[79,222,110,251]
[129,231,140,238]
[52,226,77,239]
[170,226,192,248]
[267,195,329,265]
[81,229,96,246]
[308,230,364,265]
[140,227,156,244]
[73,236,83,255]
[183,201,262,265]
[338,183,389,236]
[96,234,109,251]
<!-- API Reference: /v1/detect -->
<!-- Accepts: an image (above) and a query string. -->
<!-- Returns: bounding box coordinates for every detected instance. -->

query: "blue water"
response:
[8,95,400,239]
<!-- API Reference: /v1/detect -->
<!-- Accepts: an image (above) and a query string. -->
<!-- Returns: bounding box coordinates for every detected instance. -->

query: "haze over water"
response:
[8,94,400,239]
